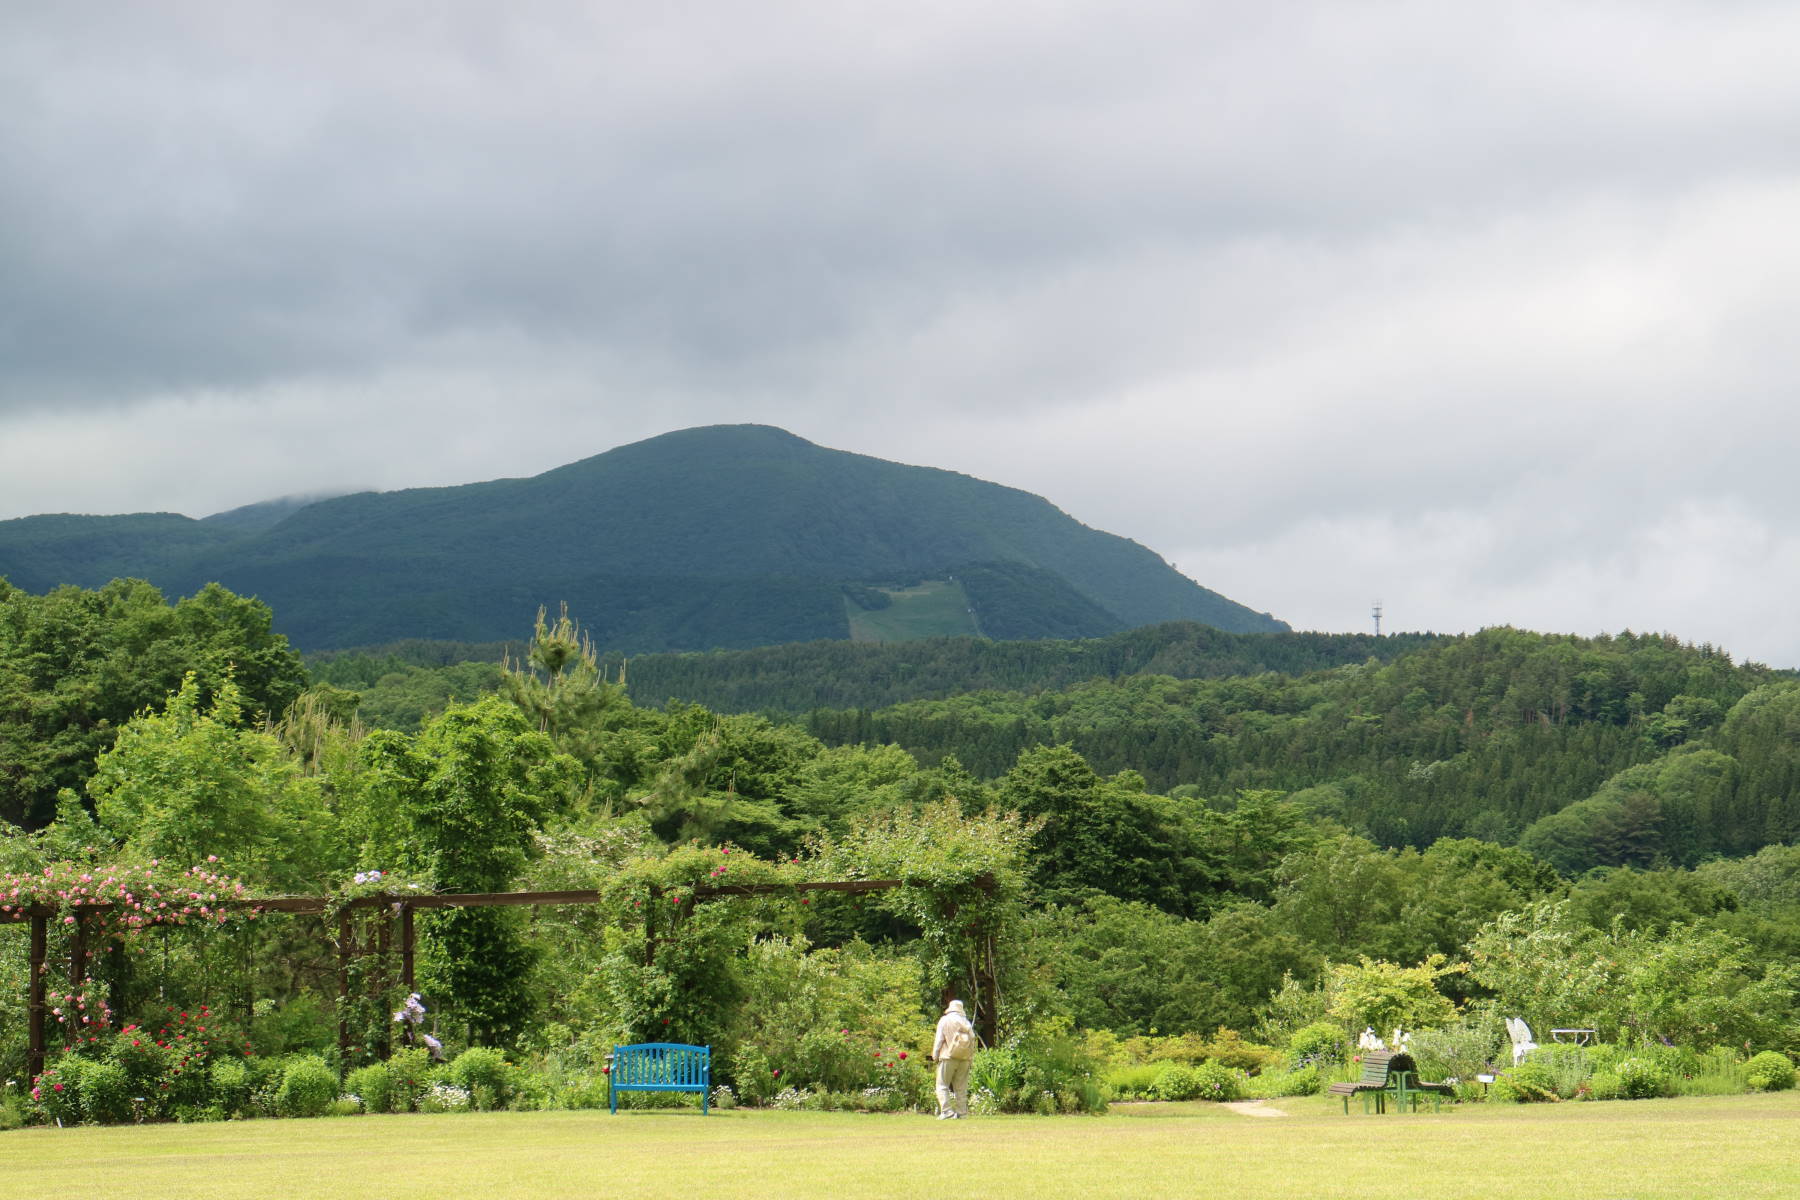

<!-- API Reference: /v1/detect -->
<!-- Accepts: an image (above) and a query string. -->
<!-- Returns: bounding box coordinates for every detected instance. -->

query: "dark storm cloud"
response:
[5,1,1800,661]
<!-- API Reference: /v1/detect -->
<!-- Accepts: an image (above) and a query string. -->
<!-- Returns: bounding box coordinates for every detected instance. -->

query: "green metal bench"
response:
[1327,1051,1454,1113]
[608,1042,712,1114]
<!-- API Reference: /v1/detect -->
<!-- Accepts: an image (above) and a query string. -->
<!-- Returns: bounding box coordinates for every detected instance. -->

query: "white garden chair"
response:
[1505,1017,1538,1066]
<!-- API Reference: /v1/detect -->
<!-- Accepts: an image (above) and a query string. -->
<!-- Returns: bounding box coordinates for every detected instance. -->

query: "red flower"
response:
[898,1052,908,1060]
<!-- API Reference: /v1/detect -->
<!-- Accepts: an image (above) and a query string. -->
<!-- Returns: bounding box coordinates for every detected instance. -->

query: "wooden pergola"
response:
[5,874,999,1081]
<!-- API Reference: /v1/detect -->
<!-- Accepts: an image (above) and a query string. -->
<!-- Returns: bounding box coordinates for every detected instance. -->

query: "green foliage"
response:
[210,1058,256,1117]
[1324,955,1462,1035]
[1744,1050,1796,1092]
[385,1047,433,1113]
[585,842,806,1049]
[76,1059,134,1124]
[1519,747,1740,873]
[0,578,307,829]
[1286,1022,1346,1068]
[814,798,1035,1027]
[967,1028,1106,1113]
[613,623,1432,716]
[1248,1065,1321,1097]
[1150,1064,1206,1101]
[1469,902,1800,1050]
[1101,1062,1164,1100]
[352,696,573,1047]
[804,627,1773,846]
[30,1054,86,1123]
[343,1063,393,1113]
[1187,1060,1244,1102]
[1611,1056,1675,1099]
[1406,1011,1502,1085]
[275,1055,338,1118]
[1490,1062,1560,1103]
[449,1046,515,1109]
[724,938,928,1105]
[87,673,329,888]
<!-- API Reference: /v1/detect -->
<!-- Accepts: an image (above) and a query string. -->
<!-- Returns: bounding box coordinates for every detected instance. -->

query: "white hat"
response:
[946,1000,966,1015]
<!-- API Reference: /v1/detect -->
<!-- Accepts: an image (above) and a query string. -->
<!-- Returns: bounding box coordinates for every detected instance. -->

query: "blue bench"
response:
[609,1042,712,1114]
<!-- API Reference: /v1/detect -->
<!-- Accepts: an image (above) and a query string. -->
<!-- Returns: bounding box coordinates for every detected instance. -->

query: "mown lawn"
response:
[5,1092,1799,1200]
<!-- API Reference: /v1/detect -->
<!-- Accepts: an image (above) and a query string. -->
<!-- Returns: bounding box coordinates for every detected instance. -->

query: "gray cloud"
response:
[4,1,1800,662]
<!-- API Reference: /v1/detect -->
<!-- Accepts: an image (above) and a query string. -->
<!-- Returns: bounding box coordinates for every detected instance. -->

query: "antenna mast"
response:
[1372,600,1383,637]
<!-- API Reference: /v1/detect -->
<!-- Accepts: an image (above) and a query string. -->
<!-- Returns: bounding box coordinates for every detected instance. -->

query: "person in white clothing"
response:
[931,999,977,1119]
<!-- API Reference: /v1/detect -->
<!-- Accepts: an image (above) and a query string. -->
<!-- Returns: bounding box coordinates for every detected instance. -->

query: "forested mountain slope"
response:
[802,627,1796,863]
[0,425,1284,651]
[311,622,1444,728]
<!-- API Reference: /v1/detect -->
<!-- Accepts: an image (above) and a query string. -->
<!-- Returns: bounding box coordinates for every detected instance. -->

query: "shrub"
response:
[1613,1057,1674,1100]
[210,1058,255,1118]
[31,1057,84,1125]
[1490,1062,1559,1103]
[108,1030,174,1098]
[276,1056,338,1118]
[970,1033,1106,1114]
[1588,1071,1623,1101]
[1285,1023,1344,1070]
[729,1044,777,1106]
[78,1060,135,1124]
[386,1047,433,1112]
[1675,1046,1749,1096]
[1102,1063,1163,1101]
[449,1047,514,1109]
[345,1064,394,1114]
[421,1079,473,1113]
[1407,1011,1503,1086]
[1255,1065,1321,1098]
[1531,1045,1591,1100]
[1201,1029,1282,1074]
[1189,1060,1243,1102]
[1151,1065,1205,1101]
[1745,1051,1795,1092]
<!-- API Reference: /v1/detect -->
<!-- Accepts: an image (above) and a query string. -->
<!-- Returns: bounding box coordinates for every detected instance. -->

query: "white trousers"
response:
[935,1056,971,1117]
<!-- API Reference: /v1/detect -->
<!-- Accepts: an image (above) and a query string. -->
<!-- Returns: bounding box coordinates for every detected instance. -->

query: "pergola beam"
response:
[9,873,1000,1077]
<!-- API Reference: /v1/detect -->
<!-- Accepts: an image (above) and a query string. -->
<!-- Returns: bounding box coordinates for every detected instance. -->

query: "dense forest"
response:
[4,579,1800,1126]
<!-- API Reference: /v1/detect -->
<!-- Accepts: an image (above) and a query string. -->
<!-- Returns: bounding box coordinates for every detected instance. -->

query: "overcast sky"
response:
[5,2,1800,664]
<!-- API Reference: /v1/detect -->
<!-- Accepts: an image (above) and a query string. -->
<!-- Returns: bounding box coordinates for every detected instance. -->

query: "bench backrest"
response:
[1355,1051,1395,1085]
[612,1043,711,1090]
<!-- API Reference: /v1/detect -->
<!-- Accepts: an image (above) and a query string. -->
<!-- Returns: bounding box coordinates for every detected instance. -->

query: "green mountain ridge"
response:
[0,425,1285,651]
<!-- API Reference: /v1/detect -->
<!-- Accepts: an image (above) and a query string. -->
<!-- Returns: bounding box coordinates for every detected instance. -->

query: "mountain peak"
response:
[0,426,1285,650]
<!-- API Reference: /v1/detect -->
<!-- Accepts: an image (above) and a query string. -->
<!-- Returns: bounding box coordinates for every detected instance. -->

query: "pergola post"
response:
[27,913,47,1081]
[68,909,88,992]
[400,902,415,993]
[336,910,353,1065]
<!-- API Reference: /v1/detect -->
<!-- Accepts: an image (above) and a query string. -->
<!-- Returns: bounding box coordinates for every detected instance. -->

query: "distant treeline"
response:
[601,623,1447,713]
[805,627,1798,868]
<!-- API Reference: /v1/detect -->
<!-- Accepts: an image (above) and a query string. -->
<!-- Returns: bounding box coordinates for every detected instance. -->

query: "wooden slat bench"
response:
[1327,1051,1455,1113]
[608,1042,712,1114]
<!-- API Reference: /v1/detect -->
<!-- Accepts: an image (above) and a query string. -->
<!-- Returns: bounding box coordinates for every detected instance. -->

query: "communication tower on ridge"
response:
[1372,600,1383,637]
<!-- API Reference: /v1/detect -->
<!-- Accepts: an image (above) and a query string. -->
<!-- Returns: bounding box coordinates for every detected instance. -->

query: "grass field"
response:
[5,1092,1799,1200]
[846,580,979,642]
